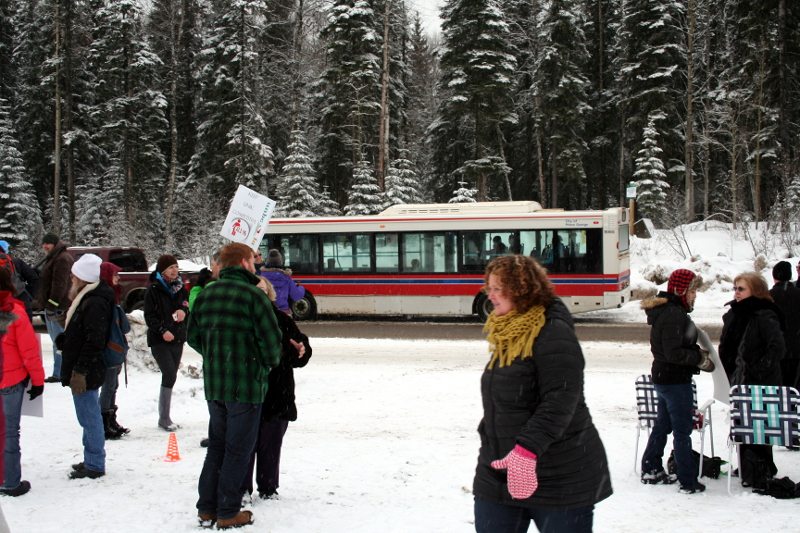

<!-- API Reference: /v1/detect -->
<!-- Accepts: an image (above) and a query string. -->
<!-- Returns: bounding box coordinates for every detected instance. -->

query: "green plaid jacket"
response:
[187,266,282,403]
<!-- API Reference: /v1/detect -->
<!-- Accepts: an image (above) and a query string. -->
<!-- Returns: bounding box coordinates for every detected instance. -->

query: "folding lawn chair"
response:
[634,374,715,476]
[727,384,800,494]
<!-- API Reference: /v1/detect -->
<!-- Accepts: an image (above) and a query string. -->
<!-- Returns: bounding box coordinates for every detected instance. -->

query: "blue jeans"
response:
[641,382,696,486]
[99,365,122,412]
[0,381,26,488]
[72,389,106,472]
[197,401,262,519]
[44,310,65,377]
[474,497,594,533]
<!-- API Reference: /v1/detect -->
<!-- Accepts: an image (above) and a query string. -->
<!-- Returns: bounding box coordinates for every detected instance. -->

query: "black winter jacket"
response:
[262,303,312,422]
[58,282,114,389]
[719,296,784,386]
[642,292,701,384]
[769,282,800,360]
[144,272,189,347]
[473,299,612,509]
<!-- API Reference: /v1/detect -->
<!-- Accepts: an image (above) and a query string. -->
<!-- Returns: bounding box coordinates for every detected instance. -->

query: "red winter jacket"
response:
[0,298,44,389]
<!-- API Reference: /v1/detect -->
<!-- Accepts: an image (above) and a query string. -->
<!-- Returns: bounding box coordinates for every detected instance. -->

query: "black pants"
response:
[781,359,800,390]
[151,342,184,388]
[740,444,777,488]
[243,418,289,495]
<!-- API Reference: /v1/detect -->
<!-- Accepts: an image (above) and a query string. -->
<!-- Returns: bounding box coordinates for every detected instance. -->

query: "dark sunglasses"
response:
[734,286,748,292]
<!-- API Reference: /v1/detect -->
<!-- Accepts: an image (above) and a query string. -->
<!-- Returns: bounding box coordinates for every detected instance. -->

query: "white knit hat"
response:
[71,253,102,283]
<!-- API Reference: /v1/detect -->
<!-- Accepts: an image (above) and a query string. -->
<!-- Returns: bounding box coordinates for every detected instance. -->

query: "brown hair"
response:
[218,243,255,269]
[484,255,555,313]
[734,272,773,301]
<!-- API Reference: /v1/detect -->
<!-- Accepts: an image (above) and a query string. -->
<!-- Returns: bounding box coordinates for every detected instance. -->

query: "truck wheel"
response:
[126,293,145,313]
[475,293,494,322]
[291,291,317,321]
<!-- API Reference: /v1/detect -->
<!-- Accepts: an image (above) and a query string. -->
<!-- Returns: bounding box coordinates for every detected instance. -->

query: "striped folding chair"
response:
[727,384,800,494]
[634,374,715,475]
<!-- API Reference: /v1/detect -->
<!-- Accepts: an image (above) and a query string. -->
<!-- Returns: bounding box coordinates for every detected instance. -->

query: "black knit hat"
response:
[266,249,283,267]
[772,261,792,282]
[156,254,179,273]
[42,233,59,245]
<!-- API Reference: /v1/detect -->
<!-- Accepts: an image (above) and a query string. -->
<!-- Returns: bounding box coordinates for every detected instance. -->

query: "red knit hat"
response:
[667,269,700,310]
[100,262,122,303]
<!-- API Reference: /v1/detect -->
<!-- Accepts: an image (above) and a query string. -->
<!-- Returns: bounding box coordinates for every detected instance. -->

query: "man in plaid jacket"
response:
[188,242,282,529]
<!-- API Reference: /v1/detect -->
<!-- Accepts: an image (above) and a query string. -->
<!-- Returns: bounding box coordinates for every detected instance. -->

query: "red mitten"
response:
[490,444,539,499]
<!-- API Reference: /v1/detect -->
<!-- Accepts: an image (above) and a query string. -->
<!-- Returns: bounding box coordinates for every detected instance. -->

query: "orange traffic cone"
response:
[164,432,181,462]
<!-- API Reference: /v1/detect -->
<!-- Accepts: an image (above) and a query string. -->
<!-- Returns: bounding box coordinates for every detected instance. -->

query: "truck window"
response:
[109,250,148,272]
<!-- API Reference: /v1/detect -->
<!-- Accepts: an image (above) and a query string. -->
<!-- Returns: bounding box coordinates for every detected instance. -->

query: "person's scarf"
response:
[156,272,183,298]
[65,282,99,327]
[483,304,546,369]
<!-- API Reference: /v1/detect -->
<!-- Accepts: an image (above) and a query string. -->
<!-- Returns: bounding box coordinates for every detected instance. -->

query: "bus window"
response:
[403,232,457,273]
[619,224,630,253]
[265,235,320,274]
[376,233,399,272]
[461,232,485,272]
[526,229,602,274]
[322,234,371,272]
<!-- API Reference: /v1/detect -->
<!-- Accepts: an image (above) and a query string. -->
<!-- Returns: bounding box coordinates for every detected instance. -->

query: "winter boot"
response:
[216,511,254,529]
[102,410,123,440]
[158,386,178,431]
[110,405,130,435]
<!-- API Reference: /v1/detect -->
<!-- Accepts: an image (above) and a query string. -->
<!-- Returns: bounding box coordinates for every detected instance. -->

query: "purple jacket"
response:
[261,269,305,313]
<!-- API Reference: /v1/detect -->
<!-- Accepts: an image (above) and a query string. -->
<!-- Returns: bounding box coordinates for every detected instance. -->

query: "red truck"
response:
[67,247,199,311]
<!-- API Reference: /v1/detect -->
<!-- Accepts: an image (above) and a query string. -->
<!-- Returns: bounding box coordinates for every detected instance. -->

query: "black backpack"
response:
[667,449,724,479]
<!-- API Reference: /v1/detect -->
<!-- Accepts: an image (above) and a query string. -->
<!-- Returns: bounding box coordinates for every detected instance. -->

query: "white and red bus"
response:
[261,201,630,320]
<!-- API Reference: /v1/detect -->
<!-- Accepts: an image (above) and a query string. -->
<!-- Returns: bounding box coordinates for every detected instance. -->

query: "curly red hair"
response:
[484,255,555,313]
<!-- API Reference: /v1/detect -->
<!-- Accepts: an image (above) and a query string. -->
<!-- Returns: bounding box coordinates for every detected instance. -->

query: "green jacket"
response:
[188,266,281,403]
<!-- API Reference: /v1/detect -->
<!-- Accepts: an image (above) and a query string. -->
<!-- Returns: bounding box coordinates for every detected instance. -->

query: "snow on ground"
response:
[4,222,800,531]
[3,335,799,532]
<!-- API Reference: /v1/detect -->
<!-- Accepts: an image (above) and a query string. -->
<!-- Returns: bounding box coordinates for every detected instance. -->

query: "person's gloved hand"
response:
[28,385,44,401]
[69,372,87,395]
[698,349,715,372]
[490,444,539,499]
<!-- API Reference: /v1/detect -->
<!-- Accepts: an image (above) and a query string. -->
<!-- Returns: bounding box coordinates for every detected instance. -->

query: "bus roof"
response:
[380,201,544,216]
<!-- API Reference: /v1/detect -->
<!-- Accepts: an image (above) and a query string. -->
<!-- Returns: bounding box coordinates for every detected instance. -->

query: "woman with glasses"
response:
[719,272,785,489]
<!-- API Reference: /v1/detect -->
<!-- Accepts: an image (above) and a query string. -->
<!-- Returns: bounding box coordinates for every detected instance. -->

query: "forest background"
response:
[0,0,799,261]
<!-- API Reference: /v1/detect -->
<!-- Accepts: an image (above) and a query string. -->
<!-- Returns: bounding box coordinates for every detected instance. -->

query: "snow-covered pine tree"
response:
[86,0,169,243]
[384,150,424,206]
[345,158,383,215]
[633,115,669,225]
[531,0,591,209]
[433,0,517,201]
[449,180,478,203]
[318,185,343,217]
[277,130,322,218]
[0,98,42,250]
[189,0,274,201]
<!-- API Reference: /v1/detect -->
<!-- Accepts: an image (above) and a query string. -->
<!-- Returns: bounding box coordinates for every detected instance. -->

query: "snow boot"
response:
[641,469,677,485]
[158,386,178,431]
[102,410,123,440]
[216,511,254,529]
[110,405,130,435]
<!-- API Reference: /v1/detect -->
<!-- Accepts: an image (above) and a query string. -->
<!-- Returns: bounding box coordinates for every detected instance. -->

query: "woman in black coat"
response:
[57,253,114,479]
[143,254,189,431]
[243,278,311,500]
[719,271,785,489]
[473,256,611,533]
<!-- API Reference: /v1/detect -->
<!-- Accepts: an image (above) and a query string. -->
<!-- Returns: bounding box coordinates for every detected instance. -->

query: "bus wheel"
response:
[292,291,317,321]
[475,294,494,322]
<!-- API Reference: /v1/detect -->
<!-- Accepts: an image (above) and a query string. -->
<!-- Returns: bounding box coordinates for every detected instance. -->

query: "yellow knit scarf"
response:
[483,305,546,369]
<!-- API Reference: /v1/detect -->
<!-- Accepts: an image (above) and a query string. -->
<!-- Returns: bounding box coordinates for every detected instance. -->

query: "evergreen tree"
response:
[318,185,343,217]
[276,129,322,217]
[433,0,517,201]
[86,0,169,243]
[345,158,383,215]
[633,115,669,224]
[318,0,382,207]
[385,150,424,206]
[0,0,16,102]
[531,0,591,208]
[189,0,274,201]
[0,99,42,248]
[449,180,478,203]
